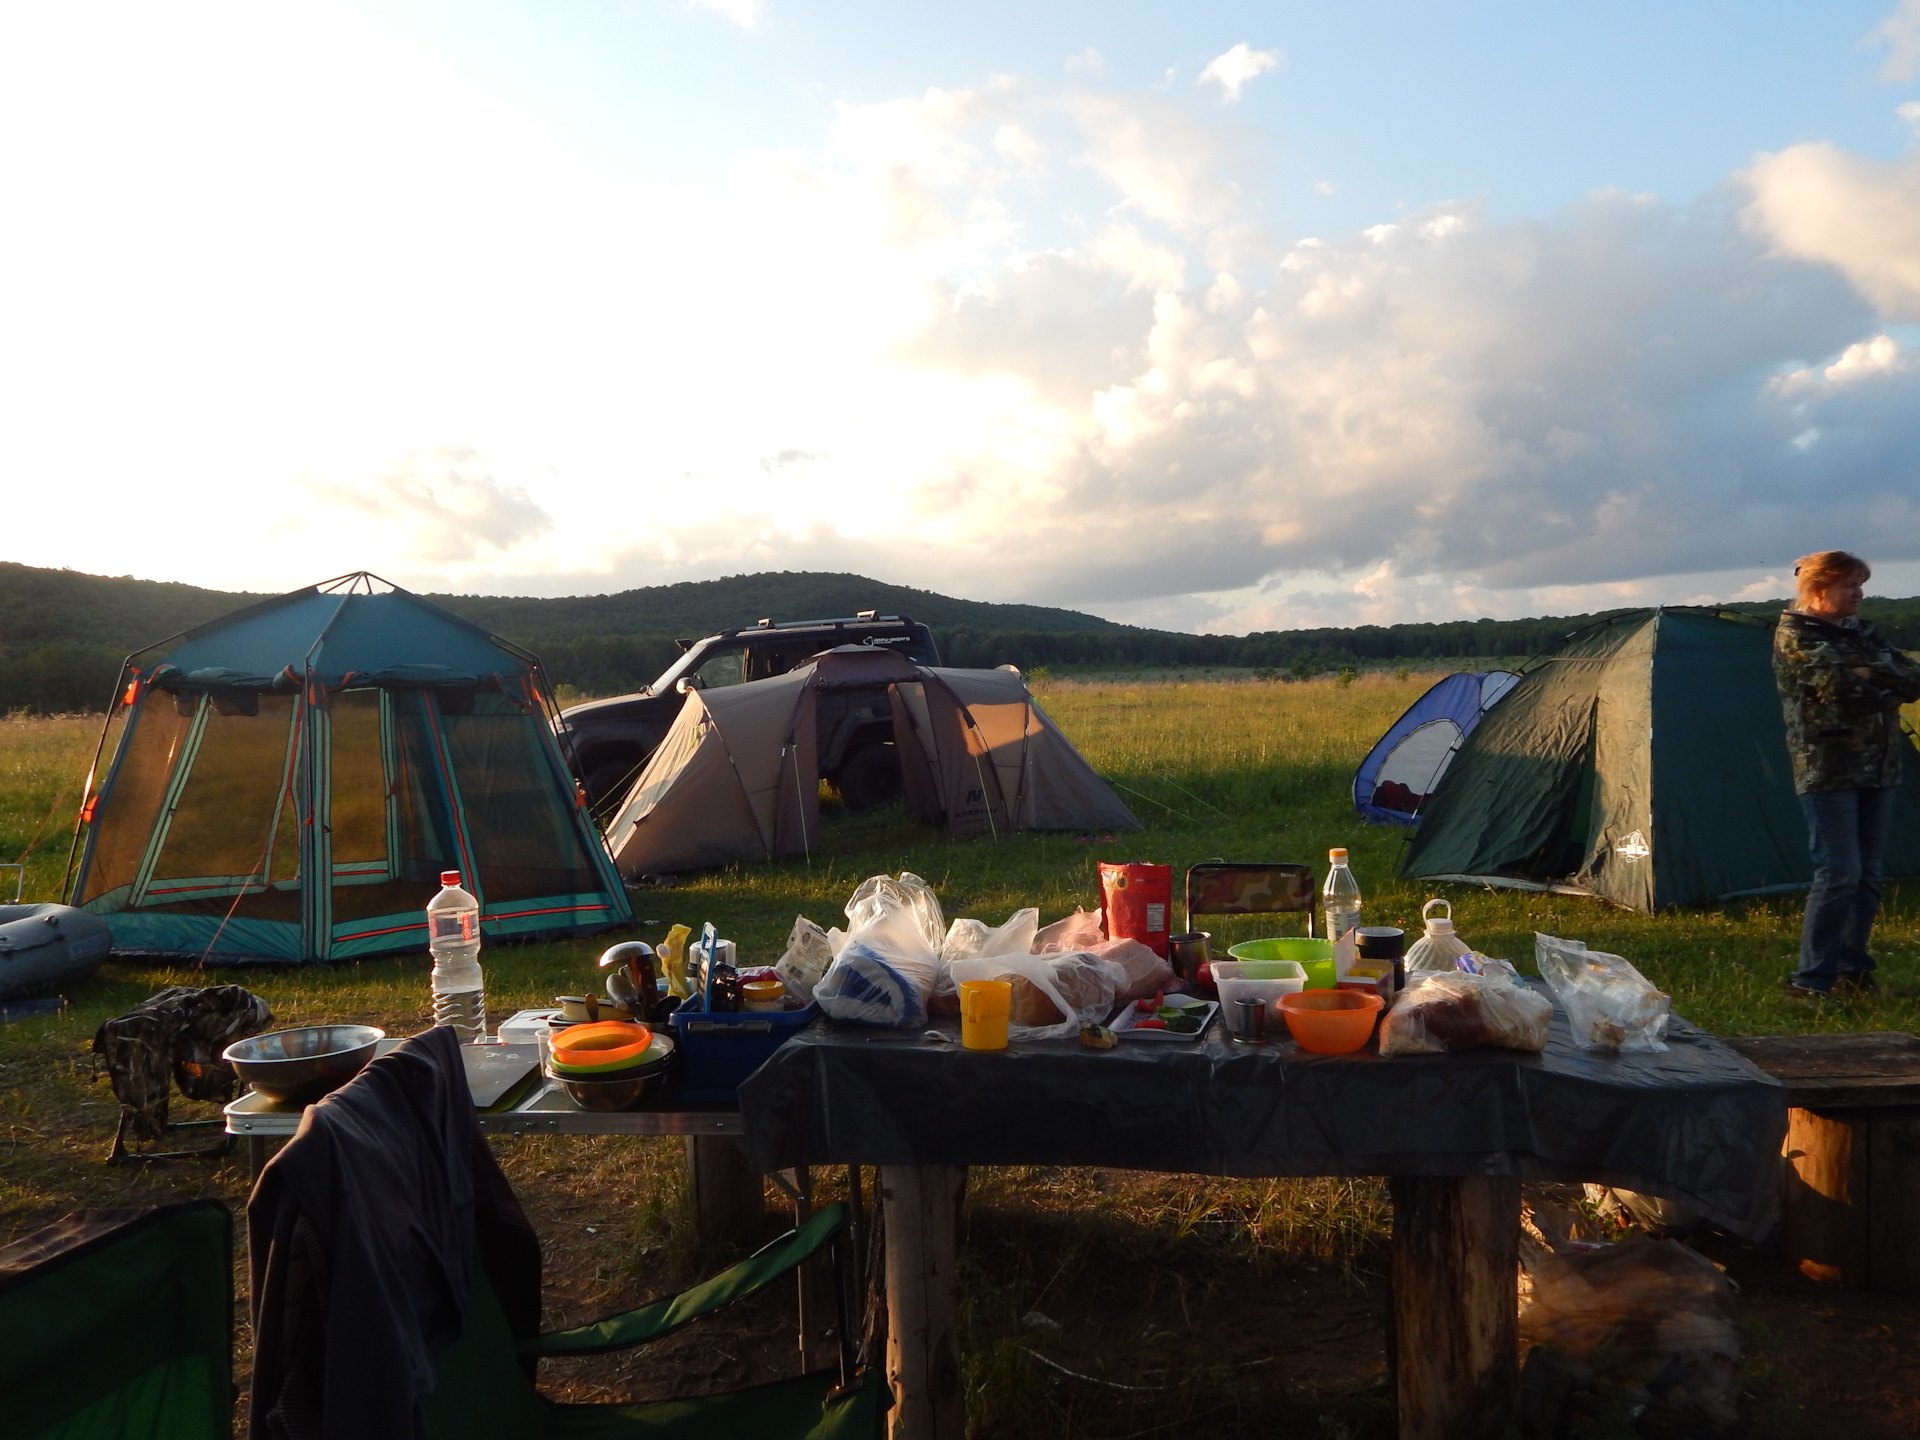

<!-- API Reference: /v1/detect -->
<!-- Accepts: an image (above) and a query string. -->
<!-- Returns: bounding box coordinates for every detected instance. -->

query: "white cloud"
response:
[1741,143,1920,320]
[1065,48,1105,77]
[687,0,765,31]
[1901,100,1920,135]
[1873,0,1920,82]
[1197,43,1282,103]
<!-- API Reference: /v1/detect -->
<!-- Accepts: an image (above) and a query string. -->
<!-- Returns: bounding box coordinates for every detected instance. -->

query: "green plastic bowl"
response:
[1227,937,1337,989]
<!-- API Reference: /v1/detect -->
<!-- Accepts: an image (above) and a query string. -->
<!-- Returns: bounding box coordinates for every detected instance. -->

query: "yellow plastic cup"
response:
[958,979,1012,1051]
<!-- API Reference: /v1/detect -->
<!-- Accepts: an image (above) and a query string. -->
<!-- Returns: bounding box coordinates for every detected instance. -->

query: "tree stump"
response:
[1388,1174,1520,1440]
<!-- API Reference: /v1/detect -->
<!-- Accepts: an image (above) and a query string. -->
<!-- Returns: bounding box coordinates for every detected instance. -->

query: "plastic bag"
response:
[1535,933,1669,1053]
[773,916,835,1003]
[947,951,1123,1041]
[1379,970,1551,1055]
[845,872,946,951]
[1519,1237,1741,1435]
[1032,907,1105,953]
[814,885,942,1029]
[1086,937,1176,1003]
[940,909,1040,967]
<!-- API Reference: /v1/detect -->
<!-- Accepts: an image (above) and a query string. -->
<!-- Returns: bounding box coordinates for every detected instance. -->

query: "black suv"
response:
[556,613,941,817]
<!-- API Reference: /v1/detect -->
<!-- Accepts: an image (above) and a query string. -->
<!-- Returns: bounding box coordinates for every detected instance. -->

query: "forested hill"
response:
[0,562,1127,654]
[12,557,1920,712]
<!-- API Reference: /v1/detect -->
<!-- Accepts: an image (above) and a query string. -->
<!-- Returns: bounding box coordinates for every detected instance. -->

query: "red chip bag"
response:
[1099,863,1172,959]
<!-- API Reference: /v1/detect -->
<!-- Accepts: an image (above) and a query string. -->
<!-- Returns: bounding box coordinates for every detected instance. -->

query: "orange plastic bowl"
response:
[1278,989,1384,1054]
[548,1021,653,1070]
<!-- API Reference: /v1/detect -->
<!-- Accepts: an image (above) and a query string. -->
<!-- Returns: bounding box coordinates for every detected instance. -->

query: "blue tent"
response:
[68,574,631,962]
[1352,671,1518,825]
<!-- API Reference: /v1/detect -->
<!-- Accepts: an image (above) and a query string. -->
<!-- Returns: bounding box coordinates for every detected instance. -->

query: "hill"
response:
[0,562,1127,655]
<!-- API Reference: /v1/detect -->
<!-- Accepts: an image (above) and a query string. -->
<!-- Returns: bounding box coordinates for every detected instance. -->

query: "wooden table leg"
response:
[881,1164,965,1440]
[685,1134,765,1245]
[1388,1174,1520,1440]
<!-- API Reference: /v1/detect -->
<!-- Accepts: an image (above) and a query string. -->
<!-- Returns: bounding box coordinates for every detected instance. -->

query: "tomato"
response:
[1135,1017,1167,1030]
[1136,998,1156,1014]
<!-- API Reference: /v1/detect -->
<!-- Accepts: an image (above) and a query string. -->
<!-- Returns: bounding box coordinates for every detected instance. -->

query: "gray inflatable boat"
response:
[0,905,113,1000]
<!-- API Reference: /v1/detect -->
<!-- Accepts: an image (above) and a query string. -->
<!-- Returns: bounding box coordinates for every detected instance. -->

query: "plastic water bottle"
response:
[427,870,486,1042]
[1323,848,1362,944]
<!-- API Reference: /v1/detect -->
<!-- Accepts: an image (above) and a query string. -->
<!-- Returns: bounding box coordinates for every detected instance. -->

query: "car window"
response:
[692,650,746,689]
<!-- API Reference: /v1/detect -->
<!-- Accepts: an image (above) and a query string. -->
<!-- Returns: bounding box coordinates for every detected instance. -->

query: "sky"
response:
[4,2,1920,633]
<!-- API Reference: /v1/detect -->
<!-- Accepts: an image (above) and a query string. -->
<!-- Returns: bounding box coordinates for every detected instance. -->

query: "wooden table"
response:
[739,1002,1785,1440]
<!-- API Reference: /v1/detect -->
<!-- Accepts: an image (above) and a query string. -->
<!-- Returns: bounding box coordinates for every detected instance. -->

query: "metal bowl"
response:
[223,1024,386,1103]
[550,1061,665,1111]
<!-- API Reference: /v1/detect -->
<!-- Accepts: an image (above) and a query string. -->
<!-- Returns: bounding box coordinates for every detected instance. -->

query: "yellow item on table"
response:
[958,979,1012,1052]
[659,925,693,999]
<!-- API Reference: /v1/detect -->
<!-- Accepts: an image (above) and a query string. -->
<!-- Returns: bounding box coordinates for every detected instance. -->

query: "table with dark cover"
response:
[738,988,1786,1439]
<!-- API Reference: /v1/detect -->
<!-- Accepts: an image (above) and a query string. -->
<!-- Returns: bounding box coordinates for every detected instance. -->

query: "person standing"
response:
[1774,551,1920,999]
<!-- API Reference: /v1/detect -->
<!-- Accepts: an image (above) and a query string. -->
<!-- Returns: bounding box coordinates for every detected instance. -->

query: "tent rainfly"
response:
[1399,607,1920,911]
[66,574,631,962]
[1352,670,1518,824]
[605,646,1138,875]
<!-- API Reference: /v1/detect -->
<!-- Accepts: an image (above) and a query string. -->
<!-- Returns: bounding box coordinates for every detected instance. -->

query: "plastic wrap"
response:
[773,916,835,1003]
[844,872,946,950]
[1086,937,1176,1003]
[1380,970,1552,1055]
[1519,1238,1741,1434]
[1535,933,1670,1053]
[946,951,1122,1041]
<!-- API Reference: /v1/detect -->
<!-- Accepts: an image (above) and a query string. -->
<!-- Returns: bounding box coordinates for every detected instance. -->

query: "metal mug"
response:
[1167,931,1211,983]
[1227,996,1266,1044]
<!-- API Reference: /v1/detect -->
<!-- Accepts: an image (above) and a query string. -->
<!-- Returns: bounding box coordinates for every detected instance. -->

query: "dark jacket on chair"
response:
[248,1026,540,1440]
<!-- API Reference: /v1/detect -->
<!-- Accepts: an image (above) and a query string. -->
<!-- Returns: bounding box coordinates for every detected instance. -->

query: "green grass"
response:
[0,676,1904,1434]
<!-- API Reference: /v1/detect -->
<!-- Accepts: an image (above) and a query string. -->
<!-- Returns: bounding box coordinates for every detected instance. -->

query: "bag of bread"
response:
[1379,971,1552,1056]
[947,951,1123,1041]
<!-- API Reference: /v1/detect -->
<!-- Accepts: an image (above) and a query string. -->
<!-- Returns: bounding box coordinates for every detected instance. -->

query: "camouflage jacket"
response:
[1773,610,1920,793]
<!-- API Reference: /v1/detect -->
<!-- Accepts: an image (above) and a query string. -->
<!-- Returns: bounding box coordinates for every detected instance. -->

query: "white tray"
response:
[1108,998,1217,1042]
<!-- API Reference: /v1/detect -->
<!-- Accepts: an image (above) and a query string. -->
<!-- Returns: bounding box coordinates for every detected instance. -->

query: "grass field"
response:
[2,675,1913,1436]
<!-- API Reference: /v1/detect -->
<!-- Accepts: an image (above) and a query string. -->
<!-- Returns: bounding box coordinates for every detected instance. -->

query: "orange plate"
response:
[1277,989,1383,1055]
[549,1021,653,1069]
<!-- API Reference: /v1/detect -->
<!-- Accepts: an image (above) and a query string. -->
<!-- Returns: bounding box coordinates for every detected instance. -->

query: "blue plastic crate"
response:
[668,1001,819,1100]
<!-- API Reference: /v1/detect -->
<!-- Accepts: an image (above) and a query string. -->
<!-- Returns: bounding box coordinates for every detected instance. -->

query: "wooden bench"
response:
[1722,1032,1920,1291]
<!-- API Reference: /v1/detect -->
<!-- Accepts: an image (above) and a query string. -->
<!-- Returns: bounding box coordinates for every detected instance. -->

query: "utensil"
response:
[1277,989,1384,1054]
[222,1024,386,1103]
[958,980,1011,1051]
[1227,997,1266,1044]
[547,1021,653,1070]
[1167,931,1211,983]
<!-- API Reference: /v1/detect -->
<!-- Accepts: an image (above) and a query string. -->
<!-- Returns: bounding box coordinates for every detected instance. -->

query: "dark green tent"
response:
[67,574,631,961]
[1399,607,1920,911]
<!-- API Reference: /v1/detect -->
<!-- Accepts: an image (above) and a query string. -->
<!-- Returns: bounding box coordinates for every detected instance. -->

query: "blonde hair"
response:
[1794,550,1870,607]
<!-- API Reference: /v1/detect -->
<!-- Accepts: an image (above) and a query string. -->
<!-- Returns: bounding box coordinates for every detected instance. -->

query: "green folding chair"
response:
[0,1200,233,1440]
[421,1200,889,1440]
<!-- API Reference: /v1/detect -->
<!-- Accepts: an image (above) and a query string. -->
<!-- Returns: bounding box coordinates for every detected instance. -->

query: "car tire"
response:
[837,743,903,812]
[585,755,645,817]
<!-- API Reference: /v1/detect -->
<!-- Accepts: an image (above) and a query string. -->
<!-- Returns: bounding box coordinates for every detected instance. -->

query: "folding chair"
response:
[1184,861,1319,937]
[0,1200,233,1440]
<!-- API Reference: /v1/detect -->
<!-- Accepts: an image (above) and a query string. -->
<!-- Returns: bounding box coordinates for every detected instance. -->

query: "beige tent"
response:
[604,647,1137,875]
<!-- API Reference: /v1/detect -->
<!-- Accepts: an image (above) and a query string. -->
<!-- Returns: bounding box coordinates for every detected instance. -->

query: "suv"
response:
[556,613,942,817]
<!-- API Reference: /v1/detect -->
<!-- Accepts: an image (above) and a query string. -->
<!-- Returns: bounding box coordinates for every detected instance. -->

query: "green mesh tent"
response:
[66,574,630,962]
[1399,607,1920,911]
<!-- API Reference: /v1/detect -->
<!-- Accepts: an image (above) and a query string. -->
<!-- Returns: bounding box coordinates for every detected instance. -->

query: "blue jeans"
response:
[1796,786,1898,991]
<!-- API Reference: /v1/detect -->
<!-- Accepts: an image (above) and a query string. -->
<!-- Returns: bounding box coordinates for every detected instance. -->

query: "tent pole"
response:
[61,659,135,903]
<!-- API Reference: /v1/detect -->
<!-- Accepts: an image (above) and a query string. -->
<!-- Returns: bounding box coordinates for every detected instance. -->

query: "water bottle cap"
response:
[1328,847,1348,861]
[1427,917,1455,935]
[441,871,461,886]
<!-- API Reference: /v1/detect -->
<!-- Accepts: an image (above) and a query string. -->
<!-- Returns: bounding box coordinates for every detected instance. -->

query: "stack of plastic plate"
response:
[546,1022,675,1109]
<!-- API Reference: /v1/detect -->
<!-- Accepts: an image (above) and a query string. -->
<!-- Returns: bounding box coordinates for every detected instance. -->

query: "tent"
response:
[605,646,1138,875]
[1399,607,1920,911]
[67,574,631,962]
[1352,670,1518,824]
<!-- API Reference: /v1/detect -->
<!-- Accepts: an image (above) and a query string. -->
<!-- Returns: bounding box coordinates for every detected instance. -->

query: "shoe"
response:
[1783,981,1833,1002]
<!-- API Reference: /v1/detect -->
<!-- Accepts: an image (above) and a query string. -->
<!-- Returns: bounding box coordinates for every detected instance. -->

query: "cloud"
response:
[1741,142,1920,319]
[307,448,554,562]
[688,0,765,31]
[1197,43,1282,103]
[1873,0,1920,82]
[1901,100,1920,135]
[1064,48,1105,77]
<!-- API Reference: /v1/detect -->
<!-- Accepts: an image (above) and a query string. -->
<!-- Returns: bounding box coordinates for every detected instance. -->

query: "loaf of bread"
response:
[1379,972,1550,1055]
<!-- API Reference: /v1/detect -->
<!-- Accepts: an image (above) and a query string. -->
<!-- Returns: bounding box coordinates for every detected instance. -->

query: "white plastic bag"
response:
[935,908,1040,1006]
[814,883,943,1029]
[1534,933,1669,1053]
[1379,970,1552,1055]
[844,872,946,951]
[1086,937,1176,1003]
[774,915,835,1003]
[947,951,1122,1041]
[1032,907,1105,953]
